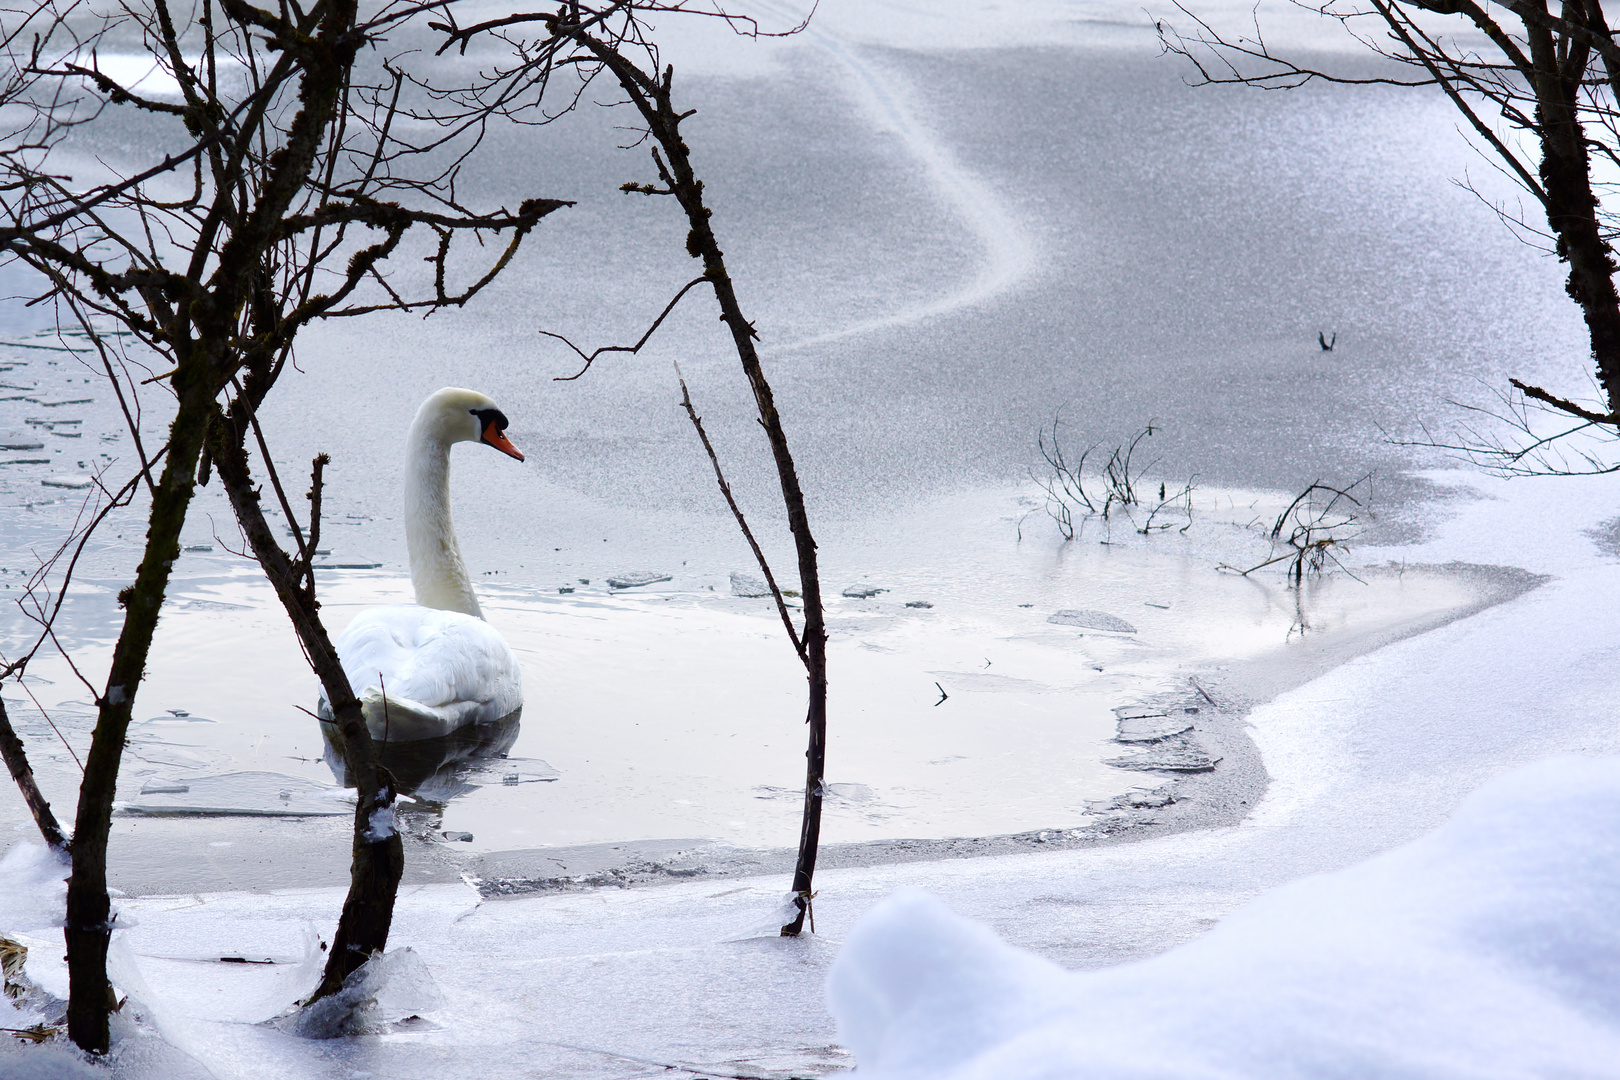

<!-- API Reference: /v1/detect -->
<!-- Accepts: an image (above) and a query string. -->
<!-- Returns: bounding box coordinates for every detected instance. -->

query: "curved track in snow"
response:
[753,2,1036,349]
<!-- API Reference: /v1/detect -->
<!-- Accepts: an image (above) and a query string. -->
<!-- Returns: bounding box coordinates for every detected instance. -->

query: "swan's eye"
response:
[469,407,509,433]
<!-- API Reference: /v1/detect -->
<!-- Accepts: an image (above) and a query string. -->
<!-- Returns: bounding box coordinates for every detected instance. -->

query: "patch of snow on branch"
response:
[828,756,1620,1078]
[362,804,396,843]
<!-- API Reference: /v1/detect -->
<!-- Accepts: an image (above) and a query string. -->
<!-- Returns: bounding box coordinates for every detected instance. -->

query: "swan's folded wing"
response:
[356,686,485,742]
[324,606,522,737]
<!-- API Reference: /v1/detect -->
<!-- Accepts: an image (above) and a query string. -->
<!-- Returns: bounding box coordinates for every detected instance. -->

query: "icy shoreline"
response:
[4,464,1616,1077]
[466,558,1541,899]
[1,519,1540,900]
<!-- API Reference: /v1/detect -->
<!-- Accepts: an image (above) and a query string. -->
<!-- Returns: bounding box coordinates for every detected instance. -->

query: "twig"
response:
[546,276,709,381]
[673,362,806,666]
[305,454,329,598]
[1509,378,1619,426]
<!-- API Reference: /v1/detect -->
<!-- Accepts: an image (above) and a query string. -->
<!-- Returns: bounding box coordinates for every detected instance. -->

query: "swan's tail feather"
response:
[358,687,482,743]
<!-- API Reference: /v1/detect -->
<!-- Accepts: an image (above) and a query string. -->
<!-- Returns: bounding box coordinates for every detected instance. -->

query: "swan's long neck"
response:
[404,418,483,618]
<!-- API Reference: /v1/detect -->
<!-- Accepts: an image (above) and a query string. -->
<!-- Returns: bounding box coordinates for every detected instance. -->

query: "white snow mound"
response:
[280,946,445,1038]
[828,755,1620,1078]
[0,841,69,934]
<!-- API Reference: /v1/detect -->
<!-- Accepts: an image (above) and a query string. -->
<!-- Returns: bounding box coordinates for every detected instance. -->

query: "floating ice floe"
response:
[117,771,353,817]
[1103,742,1219,772]
[842,584,888,599]
[607,571,671,589]
[730,571,771,597]
[1048,609,1137,633]
[40,475,92,490]
[1113,714,1195,742]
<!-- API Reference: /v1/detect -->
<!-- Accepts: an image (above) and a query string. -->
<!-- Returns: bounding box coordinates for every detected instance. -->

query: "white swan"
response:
[317,388,525,743]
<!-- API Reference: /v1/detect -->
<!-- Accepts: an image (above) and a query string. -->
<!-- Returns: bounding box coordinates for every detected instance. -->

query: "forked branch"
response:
[545,275,709,380]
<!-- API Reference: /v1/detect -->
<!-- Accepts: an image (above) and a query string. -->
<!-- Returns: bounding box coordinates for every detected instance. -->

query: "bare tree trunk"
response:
[1526,20,1620,414]
[208,405,403,1001]
[672,174,829,936]
[64,357,215,1052]
[60,0,364,1045]
[0,697,70,853]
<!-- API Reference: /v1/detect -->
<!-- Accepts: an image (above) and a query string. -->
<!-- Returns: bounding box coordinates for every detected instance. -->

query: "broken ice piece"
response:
[607,571,671,589]
[41,474,92,489]
[118,771,352,816]
[730,571,771,598]
[1104,747,1220,772]
[841,585,887,599]
[442,831,474,843]
[1115,714,1195,742]
[139,780,190,795]
[1049,609,1137,633]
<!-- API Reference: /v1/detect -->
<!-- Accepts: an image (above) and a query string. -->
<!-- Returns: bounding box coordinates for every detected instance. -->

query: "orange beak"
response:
[482,422,525,462]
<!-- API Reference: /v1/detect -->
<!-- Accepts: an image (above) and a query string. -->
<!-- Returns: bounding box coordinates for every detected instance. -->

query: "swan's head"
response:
[414,387,525,462]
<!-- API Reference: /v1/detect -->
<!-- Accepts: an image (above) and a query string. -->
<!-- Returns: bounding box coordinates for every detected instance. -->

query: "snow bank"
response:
[281,947,445,1039]
[0,1037,101,1080]
[828,756,1620,1078]
[0,841,68,935]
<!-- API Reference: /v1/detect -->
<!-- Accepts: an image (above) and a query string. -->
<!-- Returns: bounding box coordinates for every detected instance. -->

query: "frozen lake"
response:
[2,477,1517,874]
[0,1,1582,889]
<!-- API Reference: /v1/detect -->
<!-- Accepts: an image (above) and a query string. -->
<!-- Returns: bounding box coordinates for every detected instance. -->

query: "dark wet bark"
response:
[1525,16,1620,415]
[209,406,403,1001]
[65,353,215,1051]
[0,696,70,853]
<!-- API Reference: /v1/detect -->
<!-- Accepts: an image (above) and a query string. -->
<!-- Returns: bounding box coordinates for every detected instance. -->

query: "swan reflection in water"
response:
[314,387,529,807]
[318,708,522,800]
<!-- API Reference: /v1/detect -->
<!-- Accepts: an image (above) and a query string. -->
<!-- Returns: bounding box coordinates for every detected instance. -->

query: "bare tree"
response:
[430,1,830,935]
[1159,0,1620,435]
[0,0,562,1049]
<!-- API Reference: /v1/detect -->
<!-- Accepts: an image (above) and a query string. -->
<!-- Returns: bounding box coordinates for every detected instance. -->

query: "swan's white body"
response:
[317,388,524,742]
